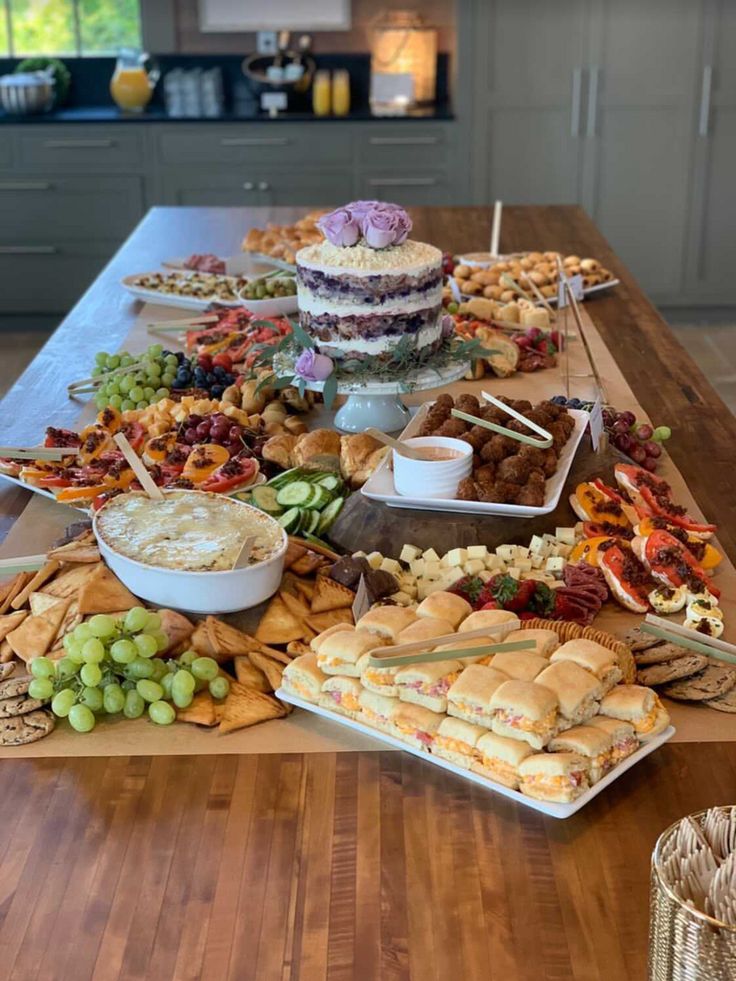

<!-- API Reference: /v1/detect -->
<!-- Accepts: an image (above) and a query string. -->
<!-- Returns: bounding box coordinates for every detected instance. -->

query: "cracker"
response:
[77,566,138,615]
[255,596,304,645]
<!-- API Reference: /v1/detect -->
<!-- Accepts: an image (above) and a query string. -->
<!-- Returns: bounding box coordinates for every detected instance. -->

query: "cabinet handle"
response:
[699,65,713,137]
[368,176,438,187]
[0,245,58,254]
[586,66,599,137]
[221,137,288,147]
[0,180,52,191]
[243,181,254,190]
[571,68,583,138]
[258,181,270,191]
[43,139,115,148]
[368,136,439,146]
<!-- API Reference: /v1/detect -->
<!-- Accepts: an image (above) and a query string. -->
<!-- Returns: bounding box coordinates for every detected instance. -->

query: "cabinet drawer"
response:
[0,176,144,242]
[157,124,351,166]
[164,170,352,208]
[0,130,14,167]
[17,127,145,170]
[356,126,452,168]
[356,171,455,206]
[0,242,114,313]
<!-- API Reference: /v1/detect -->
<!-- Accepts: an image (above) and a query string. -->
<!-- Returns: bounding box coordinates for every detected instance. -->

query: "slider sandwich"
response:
[320,676,363,718]
[435,635,498,666]
[488,650,549,682]
[472,731,534,789]
[512,628,559,658]
[535,660,602,729]
[432,717,486,770]
[550,639,622,693]
[416,591,472,629]
[359,688,400,733]
[447,665,510,727]
[519,752,591,803]
[282,653,330,703]
[599,685,670,740]
[548,725,614,783]
[394,658,462,713]
[357,605,418,642]
[490,680,559,749]
[310,622,355,653]
[358,652,400,697]
[317,629,381,677]
[587,716,640,763]
[392,703,443,751]
[459,609,519,638]
[396,617,455,644]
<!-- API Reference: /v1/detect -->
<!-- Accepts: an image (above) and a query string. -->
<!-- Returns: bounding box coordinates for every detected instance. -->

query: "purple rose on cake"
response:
[294,348,334,383]
[317,200,412,249]
[316,207,361,247]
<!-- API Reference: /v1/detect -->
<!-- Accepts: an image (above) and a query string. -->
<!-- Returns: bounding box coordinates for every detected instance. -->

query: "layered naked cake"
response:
[295,202,444,370]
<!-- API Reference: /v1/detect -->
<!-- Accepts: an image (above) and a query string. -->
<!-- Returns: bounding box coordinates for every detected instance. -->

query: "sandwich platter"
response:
[276,688,675,819]
[361,405,588,517]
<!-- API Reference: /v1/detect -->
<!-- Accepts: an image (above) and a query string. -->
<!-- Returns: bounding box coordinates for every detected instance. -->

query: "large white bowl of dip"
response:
[93,489,287,614]
[392,436,473,499]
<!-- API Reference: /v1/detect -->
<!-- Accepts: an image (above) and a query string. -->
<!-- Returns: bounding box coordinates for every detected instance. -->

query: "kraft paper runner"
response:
[1,299,735,758]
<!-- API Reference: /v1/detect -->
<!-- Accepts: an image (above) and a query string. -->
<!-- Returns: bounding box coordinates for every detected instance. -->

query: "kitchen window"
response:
[1,0,141,57]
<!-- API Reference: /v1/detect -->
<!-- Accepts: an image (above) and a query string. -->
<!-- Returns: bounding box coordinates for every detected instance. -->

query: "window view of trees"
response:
[4,0,141,56]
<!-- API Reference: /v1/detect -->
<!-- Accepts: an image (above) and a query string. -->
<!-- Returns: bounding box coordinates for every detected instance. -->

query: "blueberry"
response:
[211,384,224,398]
[570,398,583,408]
[551,395,565,405]
[206,372,216,385]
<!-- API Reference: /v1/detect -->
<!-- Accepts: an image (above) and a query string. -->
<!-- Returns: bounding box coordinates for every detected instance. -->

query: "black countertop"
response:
[0,104,453,125]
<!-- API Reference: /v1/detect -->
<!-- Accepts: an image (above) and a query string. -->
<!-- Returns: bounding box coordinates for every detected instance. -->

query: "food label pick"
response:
[589,398,604,451]
[558,273,584,308]
[352,575,371,623]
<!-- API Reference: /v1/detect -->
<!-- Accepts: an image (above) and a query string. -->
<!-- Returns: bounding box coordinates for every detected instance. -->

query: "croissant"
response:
[262,434,297,469]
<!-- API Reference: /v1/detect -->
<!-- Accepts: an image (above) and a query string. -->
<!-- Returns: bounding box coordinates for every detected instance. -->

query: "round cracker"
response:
[662,664,736,701]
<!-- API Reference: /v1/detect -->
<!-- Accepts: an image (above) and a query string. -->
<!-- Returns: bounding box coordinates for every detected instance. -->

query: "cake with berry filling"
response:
[296,201,445,370]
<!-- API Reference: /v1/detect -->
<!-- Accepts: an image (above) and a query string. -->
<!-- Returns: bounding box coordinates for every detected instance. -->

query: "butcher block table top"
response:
[0,206,735,981]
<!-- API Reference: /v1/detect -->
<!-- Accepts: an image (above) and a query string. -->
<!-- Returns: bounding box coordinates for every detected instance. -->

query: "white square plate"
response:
[361,405,589,517]
[276,688,675,819]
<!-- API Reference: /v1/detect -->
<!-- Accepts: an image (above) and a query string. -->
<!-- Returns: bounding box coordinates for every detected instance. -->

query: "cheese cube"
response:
[545,556,565,576]
[399,544,422,563]
[556,544,572,559]
[574,522,584,537]
[530,555,544,570]
[542,534,557,544]
[442,566,467,586]
[486,554,504,571]
[409,558,425,577]
[478,570,493,583]
[445,547,468,568]
[352,550,367,559]
[367,551,384,570]
[464,559,486,576]
[515,558,533,572]
[529,535,545,555]
[467,545,488,561]
[417,580,443,600]
[423,560,442,577]
[390,591,412,606]
[379,557,402,576]
[423,548,440,563]
[555,527,577,546]
[515,546,530,559]
[440,553,452,567]
[506,566,521,580]
[496,544,515,563]
[402,582,418,598]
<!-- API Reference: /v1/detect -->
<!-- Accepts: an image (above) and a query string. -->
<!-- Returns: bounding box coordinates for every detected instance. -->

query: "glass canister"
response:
[312,69,331,117]
[331,69,351,116]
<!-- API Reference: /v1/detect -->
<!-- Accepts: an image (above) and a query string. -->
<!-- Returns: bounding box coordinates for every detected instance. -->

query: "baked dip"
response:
[96,490,283,572]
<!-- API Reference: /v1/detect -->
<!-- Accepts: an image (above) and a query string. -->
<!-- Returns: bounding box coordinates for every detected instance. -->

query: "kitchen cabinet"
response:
[163,170,352,207]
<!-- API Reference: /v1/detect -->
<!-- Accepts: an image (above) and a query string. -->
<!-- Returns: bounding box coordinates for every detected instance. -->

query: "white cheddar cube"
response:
[367,551,384,570]
[515,558,533,572]
[478,570,492,583]
[556,544,572,559]
[542,534,557,544]
[442,567,467,586]
[409,558,425,577]
[424,560,442,577]
[467,544,488,561]
[545,556,565,576]
[530,555,544,569]
[352,550,367,559]
[529,535,545,555]
[555,527,577,546]
[464,559,486,576]
[399,544,422,563]
[403,583,418,597]
[417,580,443,600]
[423,548,440,563]
[445,547,468,567]
[390,591,412,606]
[506,566,521,580]
[379,557,402,576]
[515,546,530,559]
[496,544,515,563]
[440,553,452,567]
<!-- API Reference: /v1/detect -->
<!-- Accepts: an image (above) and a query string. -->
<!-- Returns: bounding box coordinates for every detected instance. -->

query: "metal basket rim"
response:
[652,806,736,934]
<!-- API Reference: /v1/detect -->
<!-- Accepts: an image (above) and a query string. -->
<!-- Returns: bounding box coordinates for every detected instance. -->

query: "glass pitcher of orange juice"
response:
[110,49,160,112]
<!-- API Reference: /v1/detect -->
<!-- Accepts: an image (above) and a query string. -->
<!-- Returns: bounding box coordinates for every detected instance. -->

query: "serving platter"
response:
[276,688,675,819]
[121,273,244,311]
[361,405,588,516]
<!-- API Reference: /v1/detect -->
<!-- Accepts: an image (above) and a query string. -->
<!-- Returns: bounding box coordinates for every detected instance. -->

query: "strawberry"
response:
[448,575,486,606]
[484,575,537,612]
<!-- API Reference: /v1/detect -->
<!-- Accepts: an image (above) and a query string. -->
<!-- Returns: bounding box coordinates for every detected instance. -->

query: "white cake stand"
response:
[297,360,471,433]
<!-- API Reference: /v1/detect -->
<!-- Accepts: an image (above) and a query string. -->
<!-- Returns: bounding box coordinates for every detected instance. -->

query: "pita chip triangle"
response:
[218,681,286,734]
[7,596,71,661]
[0,610,28,642]
[310,576,355,614]
[77,565,138,615]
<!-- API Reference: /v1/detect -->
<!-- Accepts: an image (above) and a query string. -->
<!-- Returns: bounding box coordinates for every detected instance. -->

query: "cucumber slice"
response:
[268,467,305,489]
[251,485,282,514]
[316,473,342,493]
[304,509,321,535]
[317,496,344,534]
[276,480,315,508]
[304,485,331,510]
[277,508,302,532]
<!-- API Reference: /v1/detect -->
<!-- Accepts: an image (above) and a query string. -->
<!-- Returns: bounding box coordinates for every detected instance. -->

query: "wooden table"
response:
[0,207,734,980]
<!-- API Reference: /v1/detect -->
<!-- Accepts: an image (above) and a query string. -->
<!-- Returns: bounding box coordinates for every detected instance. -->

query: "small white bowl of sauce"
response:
[392,437,472,498]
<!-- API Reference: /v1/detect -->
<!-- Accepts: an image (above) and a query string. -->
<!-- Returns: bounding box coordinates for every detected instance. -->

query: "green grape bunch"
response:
[30,606,230,734]
[91,343,176,413]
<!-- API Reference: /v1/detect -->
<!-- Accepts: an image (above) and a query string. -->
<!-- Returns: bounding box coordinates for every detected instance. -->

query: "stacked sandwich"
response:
[282,590,670,805]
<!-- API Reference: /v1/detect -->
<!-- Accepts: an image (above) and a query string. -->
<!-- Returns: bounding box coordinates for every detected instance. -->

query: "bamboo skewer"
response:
[146,314,219,332]
[232,535,256,570]
[0,554,48,574]
[490,200,503,257]
[520,272,557,320]
[500,272,536,306]
[67,359,147,394]
[112,433,164,501]
[556,257,607,402]
[367,639,535,669]
[451,391,553,448]
[0,446,72,461]
[641,615,736,667]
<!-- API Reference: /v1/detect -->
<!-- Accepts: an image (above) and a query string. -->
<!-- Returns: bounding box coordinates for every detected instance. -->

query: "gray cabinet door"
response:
[162,170,351,208]
[581,0,703,296]
[470,0,589,205]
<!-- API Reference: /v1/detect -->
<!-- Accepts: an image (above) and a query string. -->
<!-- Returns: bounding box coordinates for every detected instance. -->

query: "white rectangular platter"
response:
[459,278,621,306]
[361,405,588,517]
[121,273,243,311]
[276,688,675,819]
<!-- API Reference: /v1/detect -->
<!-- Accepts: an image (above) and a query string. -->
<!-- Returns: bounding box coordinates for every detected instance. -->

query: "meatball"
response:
[436,418,468,437]
[527,468,546,486]
[417,420,436,437]
[524,409,554,429]
[460,430,487,452]
[479,405,505,423]
[507,398,533,414]
[474,463,496,485]
[497,455,532,485]
[470,424,493,446]
[477,483,508,504]
[541,448,559,476]
[455,394,481,416]
[434,393,454,409]
[493,480,521,504]
[517,445,545,468]
[536,400,564,420]
[516,484,546,507]
[558,413,575,434]
[483,434,518,462]
[456,477,479,501]
[549,421,570,451]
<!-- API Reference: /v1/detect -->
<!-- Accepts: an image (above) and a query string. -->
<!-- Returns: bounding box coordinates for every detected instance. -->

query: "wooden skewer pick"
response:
[113,432,164,501]
[232,535,256,570]
[364,428,425,460]
[0,446,72,461]
[490,200,503,257]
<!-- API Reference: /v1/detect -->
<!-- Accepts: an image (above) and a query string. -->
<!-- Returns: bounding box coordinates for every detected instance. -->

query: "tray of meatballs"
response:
[361,392,587,516]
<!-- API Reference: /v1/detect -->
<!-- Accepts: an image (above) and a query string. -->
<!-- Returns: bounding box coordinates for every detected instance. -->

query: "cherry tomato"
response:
[212,353,233,371]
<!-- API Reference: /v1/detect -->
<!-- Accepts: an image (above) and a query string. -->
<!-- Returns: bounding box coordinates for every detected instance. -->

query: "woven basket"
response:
[649,809,736,980]
[518,618,636,684]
